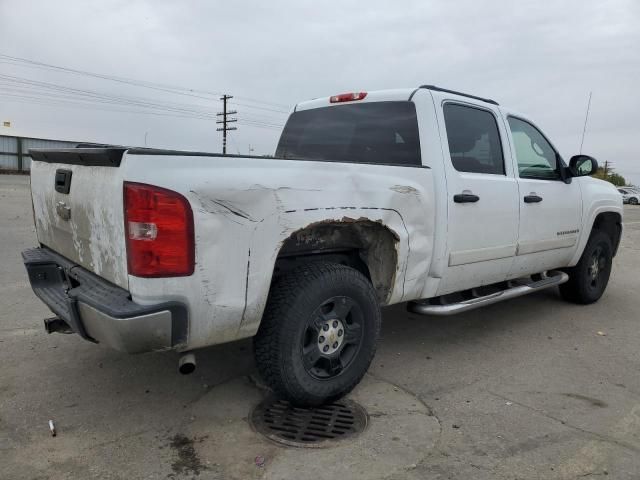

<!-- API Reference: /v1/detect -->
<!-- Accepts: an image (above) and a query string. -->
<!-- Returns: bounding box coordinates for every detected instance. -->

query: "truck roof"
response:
[295,88,417,111]
[295,85,499,112]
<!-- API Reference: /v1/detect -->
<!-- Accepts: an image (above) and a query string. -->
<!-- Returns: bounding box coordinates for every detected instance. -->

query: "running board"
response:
[408,270,569,316]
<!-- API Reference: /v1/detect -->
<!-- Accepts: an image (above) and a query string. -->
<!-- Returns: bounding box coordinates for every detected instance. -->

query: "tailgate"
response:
[29,148,129,289]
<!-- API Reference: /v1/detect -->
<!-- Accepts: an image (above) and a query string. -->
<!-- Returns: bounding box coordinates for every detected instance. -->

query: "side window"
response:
[443,103,505,175]
[507,117,559,180]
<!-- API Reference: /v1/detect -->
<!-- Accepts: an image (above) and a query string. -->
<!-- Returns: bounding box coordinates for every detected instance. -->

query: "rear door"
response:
[435,100,520,294]
[505,117,582,277]
[29,149,129,288]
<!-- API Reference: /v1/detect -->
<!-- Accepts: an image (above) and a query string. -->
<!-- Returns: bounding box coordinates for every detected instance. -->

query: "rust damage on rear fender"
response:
[278,217,400,303]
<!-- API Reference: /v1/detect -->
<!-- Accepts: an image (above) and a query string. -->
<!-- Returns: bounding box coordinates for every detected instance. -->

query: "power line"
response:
[0,93,220,121]
[227,131,241,155]
[0,55,292,134]
[0,74,219,117]
[1,90,286,131]
[1,73,289,130]
[0,84,215,117]
[0,56,221,102]
[229,101,289,114]
[0,79,288,125]
[239,117,285,126]
[238,124,281,131]
[238,110,289,123]
[0,52,292,109]
[0,92,219,120]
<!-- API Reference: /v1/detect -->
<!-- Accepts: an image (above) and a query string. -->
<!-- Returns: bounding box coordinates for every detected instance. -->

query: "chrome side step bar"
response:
[408,270,569,316]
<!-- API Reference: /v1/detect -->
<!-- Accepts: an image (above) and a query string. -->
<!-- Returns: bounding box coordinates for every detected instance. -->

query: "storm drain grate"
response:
[250,398,368,448]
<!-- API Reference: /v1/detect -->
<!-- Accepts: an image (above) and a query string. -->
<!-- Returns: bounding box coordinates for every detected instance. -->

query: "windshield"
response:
[275,101,421,166]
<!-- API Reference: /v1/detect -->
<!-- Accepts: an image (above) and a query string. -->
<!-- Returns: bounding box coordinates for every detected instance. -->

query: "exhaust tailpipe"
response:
[178,352,196,375]
[44,317,73,334]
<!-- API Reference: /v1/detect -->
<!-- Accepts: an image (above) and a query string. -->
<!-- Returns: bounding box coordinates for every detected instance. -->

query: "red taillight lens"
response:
[124,182,194,277]
[329,92,367,103]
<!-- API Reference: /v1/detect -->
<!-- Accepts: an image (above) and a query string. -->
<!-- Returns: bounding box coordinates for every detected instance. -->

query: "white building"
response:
[0,133,81,172]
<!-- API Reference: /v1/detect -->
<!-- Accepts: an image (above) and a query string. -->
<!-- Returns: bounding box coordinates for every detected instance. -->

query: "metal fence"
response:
[0,134,80,172]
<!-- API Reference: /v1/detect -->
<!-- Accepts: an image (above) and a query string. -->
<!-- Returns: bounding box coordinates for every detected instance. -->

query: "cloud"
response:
[1,0,638,182]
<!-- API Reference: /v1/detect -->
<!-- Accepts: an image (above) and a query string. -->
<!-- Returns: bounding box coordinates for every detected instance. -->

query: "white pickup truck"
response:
[24,85,622,406]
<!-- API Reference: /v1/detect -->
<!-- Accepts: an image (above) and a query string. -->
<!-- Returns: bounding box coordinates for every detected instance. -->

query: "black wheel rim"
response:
[587,244,609,291]
[301,296,364,380]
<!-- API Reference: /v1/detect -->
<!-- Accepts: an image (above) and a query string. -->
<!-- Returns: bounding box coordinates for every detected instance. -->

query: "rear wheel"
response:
[254,262,381,406]
[560,230,613,304]
[630,197,638,205]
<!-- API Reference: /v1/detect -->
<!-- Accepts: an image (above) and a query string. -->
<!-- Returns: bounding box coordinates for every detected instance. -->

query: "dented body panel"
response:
[120,153,435,349]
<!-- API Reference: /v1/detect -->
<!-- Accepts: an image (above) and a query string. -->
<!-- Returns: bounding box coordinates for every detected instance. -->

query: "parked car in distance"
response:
[23,85,623,406]
[618,188,639,205]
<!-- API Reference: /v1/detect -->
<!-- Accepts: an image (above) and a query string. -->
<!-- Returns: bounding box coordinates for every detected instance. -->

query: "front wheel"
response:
[254,262,381,406]
[560,230,613,304]
[630,197,638,205]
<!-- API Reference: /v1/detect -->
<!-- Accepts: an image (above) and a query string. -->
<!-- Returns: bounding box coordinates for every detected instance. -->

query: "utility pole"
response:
[216,95,237,154]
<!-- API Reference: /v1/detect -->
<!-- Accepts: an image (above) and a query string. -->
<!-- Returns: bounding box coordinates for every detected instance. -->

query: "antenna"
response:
[579,91,592,154]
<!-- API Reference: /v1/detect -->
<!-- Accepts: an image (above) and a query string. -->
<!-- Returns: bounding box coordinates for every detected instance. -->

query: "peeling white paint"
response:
[117,152,434,350]
[389,185,420,195]
[30,161,128,288]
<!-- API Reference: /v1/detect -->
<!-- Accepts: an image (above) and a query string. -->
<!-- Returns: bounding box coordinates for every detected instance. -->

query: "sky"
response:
[1,0,639,184]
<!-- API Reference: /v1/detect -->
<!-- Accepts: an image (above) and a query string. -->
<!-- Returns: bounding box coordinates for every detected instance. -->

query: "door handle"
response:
[524,194,543,203]
[453,193,480,203]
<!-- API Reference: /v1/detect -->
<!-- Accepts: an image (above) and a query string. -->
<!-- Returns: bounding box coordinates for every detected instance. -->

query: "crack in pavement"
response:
[488,390,640,454]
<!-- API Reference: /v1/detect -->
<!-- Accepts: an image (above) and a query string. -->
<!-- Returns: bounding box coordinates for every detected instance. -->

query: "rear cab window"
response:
[275,102,421,166]
[442,103,505,175]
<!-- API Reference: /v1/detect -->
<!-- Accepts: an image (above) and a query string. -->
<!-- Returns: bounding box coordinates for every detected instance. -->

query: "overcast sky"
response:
[1,0,639,184]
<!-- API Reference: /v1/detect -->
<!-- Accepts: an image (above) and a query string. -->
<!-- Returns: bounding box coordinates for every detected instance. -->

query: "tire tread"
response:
[560,230,612,304]
[253,261,380,406]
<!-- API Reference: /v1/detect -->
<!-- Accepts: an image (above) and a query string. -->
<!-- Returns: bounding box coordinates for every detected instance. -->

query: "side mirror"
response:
[569,155,598,177]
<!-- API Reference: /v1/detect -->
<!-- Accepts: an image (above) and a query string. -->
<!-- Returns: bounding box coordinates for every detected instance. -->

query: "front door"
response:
[436,101,520,295]
[506,116,582,278]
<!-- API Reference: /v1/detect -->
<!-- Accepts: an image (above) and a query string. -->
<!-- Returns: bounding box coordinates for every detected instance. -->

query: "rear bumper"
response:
[22,247,188,353]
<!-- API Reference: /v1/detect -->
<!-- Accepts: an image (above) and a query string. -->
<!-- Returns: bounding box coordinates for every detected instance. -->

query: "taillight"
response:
[123,182,194,277]
[329,92,367,103]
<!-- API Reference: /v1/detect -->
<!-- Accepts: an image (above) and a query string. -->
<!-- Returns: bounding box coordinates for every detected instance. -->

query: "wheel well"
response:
[592,212,622,256]
[274,220,400,303]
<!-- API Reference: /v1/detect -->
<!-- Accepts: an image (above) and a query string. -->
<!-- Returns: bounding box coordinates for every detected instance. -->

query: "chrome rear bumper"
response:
[22,247,188,353]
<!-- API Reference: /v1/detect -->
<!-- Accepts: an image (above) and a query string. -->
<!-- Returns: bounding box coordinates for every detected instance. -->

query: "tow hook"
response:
[178,352,196,375]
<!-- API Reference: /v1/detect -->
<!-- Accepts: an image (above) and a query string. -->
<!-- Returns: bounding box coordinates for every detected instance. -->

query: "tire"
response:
[560,230,613,304]
[630,197,638,205]
[254,261,381,406]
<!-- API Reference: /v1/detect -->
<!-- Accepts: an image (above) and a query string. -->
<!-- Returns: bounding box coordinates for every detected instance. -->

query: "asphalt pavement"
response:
[2,174,639,479]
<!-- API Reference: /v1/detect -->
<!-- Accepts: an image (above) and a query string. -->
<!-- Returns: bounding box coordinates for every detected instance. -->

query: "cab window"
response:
[508,117,559,180]
[276,102,421,166]
[443,103,505,175]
